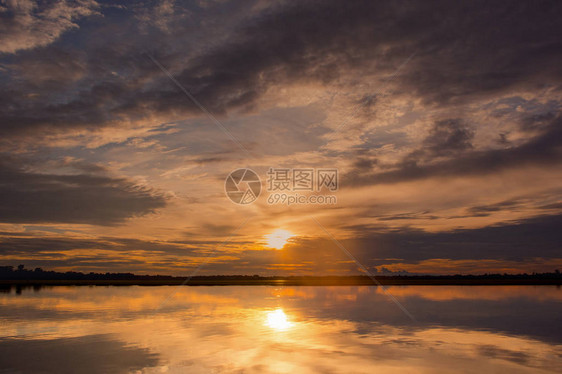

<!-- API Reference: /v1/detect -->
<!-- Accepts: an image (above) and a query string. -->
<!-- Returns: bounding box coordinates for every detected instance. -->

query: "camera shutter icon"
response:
[225,168,261,204]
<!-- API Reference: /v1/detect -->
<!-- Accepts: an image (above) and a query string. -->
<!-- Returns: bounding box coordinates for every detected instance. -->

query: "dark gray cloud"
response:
[412,119,474,160]
[0,0,100,54]
[465,199,526,217]
[0,234,246,259]
[345,111,562,186]
[341,214,562,263]
[1,0,561,138]
[0,159,165,225]
[170,0,562,111]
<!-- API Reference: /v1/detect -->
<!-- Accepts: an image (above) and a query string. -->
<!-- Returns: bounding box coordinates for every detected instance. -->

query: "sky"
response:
[0,0,561,275]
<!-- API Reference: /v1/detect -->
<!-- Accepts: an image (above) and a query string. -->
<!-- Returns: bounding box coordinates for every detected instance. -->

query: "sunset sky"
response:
[0,0,561,275]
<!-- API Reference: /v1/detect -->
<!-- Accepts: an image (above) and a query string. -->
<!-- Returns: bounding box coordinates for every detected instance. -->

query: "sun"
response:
[265,229,293,250]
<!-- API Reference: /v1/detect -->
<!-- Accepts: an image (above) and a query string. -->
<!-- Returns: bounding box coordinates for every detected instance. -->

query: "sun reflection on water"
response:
[2,286,561,373]
[265,309,292,330]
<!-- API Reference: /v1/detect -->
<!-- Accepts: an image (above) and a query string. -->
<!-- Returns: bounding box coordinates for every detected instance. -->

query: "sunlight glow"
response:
[265,229,294,249]
[265,309,292,330]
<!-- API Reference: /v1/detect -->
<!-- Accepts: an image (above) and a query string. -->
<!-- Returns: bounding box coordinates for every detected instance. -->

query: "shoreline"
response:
[2,278,561,286]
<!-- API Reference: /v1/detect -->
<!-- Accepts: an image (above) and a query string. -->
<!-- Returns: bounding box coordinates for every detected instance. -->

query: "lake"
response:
[1,285,561,373]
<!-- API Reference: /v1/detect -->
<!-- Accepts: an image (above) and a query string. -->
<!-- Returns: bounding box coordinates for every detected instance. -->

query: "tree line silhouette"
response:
[1,264,560,284]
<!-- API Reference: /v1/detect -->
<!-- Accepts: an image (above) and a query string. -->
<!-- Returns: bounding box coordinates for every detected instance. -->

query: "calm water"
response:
[0,285,561,373]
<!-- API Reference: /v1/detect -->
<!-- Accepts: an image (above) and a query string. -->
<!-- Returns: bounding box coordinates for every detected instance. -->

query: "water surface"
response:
[1,285,561,373]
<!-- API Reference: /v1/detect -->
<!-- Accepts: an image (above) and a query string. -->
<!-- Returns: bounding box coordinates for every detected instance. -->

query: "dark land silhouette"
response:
[1,265,561,286]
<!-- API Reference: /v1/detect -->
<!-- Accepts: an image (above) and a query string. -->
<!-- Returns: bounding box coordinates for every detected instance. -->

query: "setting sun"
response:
[265,229,294,249]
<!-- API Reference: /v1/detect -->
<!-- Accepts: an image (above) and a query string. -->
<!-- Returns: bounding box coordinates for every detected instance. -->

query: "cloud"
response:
[345,112,562,186]
[410,119,474,161]
[172,0,562,112]
[0,159,166,225]
[0,0,99,54]
[466,199,526,217]
[1,0,561,142]
[341,214,562,264]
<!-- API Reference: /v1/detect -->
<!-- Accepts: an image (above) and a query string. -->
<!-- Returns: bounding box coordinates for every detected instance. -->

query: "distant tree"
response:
[17,264,24,271]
